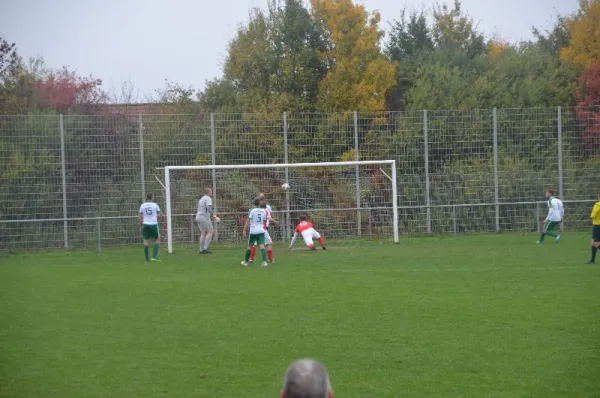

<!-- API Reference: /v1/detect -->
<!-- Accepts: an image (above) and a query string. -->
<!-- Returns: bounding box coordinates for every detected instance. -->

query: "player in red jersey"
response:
[288,214,326,251]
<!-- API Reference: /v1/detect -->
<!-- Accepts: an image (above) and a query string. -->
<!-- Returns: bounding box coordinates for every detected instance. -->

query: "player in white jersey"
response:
[138,193,164,262]
[196,188,220,254]
[241,197,272,267]
[537,189,564,244]
[250,193,277,263]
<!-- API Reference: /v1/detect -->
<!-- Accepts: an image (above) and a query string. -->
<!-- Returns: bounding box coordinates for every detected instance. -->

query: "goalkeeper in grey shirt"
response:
[196,188,220,254]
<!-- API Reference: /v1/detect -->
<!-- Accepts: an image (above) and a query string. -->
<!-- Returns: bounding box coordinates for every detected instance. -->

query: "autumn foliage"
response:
[487,40,507,61]
[576,56,600,153]
[560,0,600,69]
[310,0,396,111]
[34,68,107,113]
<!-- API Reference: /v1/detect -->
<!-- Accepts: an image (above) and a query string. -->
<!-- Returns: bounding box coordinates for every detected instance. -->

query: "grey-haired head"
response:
[281,358,333,398]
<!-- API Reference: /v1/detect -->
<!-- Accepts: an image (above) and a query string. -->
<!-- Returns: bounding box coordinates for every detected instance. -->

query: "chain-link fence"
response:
[1,107,598,251]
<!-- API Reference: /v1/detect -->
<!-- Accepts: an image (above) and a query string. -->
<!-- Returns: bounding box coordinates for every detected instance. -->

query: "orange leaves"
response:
[487,40,507,61]
[560,0,600,69]
[310,0,395,112]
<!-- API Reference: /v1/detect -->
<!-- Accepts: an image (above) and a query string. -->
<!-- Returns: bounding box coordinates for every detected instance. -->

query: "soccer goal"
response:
[159,160,398,253]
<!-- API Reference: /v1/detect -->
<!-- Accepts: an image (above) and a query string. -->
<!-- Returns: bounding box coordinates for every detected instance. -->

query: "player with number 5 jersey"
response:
[242,197,272,267]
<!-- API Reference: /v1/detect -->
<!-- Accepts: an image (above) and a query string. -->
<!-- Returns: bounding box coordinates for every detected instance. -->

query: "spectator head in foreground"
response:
[281,358,333,398]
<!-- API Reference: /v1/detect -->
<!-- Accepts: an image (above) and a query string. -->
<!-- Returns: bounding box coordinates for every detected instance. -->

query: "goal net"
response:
[160,160,398,253]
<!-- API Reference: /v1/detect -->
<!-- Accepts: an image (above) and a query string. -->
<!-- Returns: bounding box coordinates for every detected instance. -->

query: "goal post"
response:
[160,160,398,254]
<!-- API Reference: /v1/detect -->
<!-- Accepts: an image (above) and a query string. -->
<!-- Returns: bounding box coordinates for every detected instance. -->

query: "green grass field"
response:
[1,233,599,397]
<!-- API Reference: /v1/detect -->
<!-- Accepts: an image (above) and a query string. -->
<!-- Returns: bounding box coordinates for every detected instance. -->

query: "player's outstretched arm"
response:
[288,232,298,249]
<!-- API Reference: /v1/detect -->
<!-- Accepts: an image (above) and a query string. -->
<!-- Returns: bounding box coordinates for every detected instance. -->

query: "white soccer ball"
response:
[282,183,290,190]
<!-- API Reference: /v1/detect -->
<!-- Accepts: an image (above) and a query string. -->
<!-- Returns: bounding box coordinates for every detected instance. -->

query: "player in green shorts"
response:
[139,193,164,262]
[537,189,564,244]
[241,197,272,267]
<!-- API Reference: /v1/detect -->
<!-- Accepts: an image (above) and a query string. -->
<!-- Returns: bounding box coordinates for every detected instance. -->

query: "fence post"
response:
[97,218,102,254]
[138,114,146,201]
[59,114,68,249]
[452,205,457,238]
[354,111,361,237]
[211,112,218,242]
[423,110,431,234]
[283,112,291,241]
[190,215,195,245]
[493,108,500,232]
[368,208,372,241]
[536,202,541,233]
[557,106,564,232]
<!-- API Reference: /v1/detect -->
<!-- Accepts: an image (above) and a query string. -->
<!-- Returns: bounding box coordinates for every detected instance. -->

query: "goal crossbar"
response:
[158,160,396,171]
[159,160,398,253]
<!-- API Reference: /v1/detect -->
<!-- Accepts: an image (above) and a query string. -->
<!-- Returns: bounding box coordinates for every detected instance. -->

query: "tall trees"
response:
[222,9,273,110]
[198,78,237,111]
[310,0,395,111]
[206,0,590,113]
[385,1,487,111]
[532,16,570,56]
[209,0,397,112]
[471,43,578,108]
[1,38,108,114]
[431,0,485,58]
[560,0,600,69]
[268,0,328,111]
[34,68,107,113]
[2,0,596,115]
[556,0,600,155]
[387,8,433,61]
[217,0,327,112]
[0,37,31,114]
[385,8,432,110]
[0,37,19,78]
[576,56,600,154]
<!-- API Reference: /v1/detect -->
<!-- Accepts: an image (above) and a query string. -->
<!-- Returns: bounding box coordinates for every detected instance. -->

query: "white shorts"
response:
[301,228,321,247]
[196,218,213,232]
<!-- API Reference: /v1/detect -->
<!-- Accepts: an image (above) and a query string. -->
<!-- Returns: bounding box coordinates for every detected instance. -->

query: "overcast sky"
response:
[2,0,579,100]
